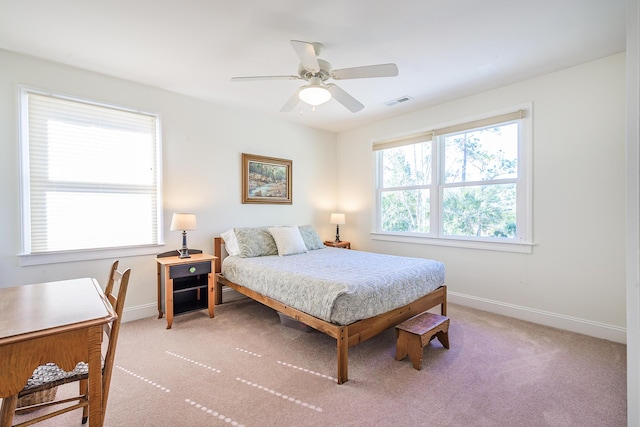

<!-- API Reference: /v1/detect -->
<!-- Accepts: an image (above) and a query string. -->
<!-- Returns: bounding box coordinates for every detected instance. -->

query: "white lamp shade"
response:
[170,213,197,231]
[299,77,331,106]
[330,213,346,225]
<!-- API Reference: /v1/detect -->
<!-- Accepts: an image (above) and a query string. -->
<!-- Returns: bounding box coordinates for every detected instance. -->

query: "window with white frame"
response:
[19,87,162,259]
[374,108,532,251]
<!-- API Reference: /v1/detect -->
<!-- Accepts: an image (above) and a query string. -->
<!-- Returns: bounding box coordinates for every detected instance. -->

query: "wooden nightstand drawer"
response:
[169,261,211,279]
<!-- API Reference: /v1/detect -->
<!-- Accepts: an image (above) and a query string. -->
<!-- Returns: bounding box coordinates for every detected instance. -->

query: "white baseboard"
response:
[449,291,627,344]
[121,302,158,323]
[121,288,247,323]
[121,290,625,343]
[220,287,246,302]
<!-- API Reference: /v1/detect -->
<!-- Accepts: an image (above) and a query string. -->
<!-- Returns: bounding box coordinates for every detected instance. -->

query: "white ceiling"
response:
[0,0,627,133]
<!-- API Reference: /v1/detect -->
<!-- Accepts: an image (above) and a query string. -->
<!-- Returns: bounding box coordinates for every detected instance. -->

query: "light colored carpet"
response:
[8,299,626,426]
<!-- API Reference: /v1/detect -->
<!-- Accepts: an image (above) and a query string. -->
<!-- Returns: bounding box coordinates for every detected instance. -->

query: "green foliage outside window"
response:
[379,123,518,239]
[442,184,516,238]
[381,143,431,233]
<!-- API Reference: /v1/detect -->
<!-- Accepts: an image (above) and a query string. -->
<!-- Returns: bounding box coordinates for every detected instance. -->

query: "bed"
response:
[213,226,447,384]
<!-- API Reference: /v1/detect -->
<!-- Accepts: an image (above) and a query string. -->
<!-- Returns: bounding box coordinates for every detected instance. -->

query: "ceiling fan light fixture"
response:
[298,77,331,106]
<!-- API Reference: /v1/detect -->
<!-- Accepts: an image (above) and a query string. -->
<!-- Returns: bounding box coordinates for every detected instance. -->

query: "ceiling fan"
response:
[231,40,399,113]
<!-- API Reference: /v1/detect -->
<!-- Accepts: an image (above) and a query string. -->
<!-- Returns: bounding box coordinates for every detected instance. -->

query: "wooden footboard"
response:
[213,237,446,384]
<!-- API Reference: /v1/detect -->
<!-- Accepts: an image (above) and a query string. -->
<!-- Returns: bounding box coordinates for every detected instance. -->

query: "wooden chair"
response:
[0,261,131,426]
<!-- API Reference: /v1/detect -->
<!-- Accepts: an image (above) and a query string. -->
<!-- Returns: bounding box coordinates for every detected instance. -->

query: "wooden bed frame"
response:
[213,237,447,384]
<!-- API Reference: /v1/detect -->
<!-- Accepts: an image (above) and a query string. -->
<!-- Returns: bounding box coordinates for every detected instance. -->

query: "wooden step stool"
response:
[395,312,450,370]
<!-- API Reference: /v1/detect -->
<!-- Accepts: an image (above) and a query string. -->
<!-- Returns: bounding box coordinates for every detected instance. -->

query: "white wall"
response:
[626,0,640,423]
[337,53,627,343]
[0,49,338,320]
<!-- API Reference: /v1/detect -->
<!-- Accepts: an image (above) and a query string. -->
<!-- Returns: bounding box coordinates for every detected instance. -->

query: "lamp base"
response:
[178,230,191,258]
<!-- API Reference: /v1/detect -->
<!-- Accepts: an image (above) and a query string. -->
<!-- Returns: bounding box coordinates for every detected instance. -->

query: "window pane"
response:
[48,120,156,186]
[23,89,161,254]
[37,192,155,252]
[381,189,430,233]
[444,123,518,183]
[382,142,431,188]
[442,183,516,238]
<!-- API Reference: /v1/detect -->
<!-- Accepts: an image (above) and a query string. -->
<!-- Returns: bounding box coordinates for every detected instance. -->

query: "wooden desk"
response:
[0,278,116,427]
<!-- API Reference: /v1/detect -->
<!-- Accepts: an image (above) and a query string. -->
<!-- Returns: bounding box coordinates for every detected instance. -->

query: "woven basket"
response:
[16,387,58,413]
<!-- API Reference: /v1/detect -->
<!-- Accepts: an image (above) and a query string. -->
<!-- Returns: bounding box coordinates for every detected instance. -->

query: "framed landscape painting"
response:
[242,153,292,204]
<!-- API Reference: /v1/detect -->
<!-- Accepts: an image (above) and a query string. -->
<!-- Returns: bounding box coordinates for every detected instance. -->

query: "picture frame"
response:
[242,153,292,204]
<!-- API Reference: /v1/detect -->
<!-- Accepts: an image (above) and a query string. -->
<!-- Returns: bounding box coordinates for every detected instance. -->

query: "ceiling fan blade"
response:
[231,75,300,82]
[327,84,364,113]
[280,88,301,112]
[331,63,399,80]
[290,40,320,73]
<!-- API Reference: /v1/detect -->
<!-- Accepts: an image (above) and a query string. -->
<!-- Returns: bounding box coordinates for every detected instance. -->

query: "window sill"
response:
[370,232,534,254]
[18,244,166,266]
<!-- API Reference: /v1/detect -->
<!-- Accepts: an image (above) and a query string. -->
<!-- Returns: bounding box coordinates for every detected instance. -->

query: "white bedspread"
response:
[221,248,445,325]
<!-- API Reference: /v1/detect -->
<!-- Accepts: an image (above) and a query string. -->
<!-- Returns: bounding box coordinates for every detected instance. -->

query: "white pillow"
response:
[268,226,308,256]
[221,229,240,256]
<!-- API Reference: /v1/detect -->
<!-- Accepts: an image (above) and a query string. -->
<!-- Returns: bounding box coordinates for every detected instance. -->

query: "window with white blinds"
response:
[19,88,162,257]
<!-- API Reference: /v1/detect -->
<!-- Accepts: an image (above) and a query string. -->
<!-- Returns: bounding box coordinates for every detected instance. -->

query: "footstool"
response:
[395,311,450,370]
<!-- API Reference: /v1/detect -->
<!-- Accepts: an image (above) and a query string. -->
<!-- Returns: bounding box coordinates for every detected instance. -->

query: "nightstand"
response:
[324,240,351,249]
[156,253,217,329]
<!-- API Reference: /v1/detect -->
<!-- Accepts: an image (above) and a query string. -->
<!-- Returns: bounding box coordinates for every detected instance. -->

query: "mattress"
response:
[221,247,445,325]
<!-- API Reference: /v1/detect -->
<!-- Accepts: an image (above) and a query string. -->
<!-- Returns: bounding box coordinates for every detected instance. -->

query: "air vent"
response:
[385,96,413,107]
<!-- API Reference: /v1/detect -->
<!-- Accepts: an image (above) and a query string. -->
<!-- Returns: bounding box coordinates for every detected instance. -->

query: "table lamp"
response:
[170,213,197,258]
[330,213,346,243]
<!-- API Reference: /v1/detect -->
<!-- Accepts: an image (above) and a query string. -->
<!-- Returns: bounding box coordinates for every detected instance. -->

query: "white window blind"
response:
[372,110,525,151]
[21,89,161,255]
